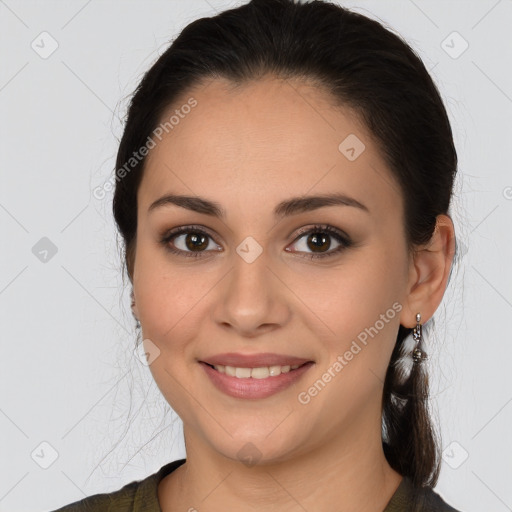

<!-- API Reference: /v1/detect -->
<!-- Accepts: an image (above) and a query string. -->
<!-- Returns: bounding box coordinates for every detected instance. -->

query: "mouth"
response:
[199,356,315,399]
[201,361,310,379]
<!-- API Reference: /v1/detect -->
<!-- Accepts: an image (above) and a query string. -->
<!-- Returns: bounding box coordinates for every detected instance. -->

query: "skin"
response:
[130,76,455,511]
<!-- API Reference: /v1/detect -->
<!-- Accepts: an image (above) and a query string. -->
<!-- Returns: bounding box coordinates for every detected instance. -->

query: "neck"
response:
[159,420,403,511]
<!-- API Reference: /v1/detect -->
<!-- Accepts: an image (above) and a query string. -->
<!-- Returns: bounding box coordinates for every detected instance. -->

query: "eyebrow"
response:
[148,192,370,218]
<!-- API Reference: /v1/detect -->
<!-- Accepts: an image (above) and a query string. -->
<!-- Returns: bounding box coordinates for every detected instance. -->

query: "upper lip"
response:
[201,352,313,368]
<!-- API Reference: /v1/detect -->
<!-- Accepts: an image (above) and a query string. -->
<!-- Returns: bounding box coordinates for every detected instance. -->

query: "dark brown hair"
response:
[113,0,458,488]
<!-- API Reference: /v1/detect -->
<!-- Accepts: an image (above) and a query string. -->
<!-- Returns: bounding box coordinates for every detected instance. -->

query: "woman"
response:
[54,0,462,510]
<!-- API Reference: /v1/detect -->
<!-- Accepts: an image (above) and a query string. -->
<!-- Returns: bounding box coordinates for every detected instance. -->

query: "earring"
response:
[412,312,427,363]
[131,293,140,330]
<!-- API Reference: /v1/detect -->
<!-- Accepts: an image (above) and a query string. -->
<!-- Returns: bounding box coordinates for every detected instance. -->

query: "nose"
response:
[212,248,292,338]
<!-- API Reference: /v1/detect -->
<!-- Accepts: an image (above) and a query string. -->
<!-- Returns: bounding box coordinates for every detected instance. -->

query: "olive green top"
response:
[51,458,460,511]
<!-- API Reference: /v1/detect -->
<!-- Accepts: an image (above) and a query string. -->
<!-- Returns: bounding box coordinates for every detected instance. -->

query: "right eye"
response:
[160,226,222,258]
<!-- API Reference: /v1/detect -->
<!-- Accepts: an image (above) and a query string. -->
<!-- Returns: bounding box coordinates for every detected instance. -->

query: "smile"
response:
[209,363,301,379]
[200,360,315,399]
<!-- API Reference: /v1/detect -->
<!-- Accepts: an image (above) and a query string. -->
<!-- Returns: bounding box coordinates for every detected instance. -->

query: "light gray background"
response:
[1,1,511,511]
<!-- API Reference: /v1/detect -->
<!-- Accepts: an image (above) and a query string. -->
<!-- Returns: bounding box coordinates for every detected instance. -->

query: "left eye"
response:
[286,225,352,259]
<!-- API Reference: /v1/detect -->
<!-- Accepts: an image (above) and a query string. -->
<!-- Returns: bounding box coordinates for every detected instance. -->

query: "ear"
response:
[400,214,456,328]
[130,289,139,321]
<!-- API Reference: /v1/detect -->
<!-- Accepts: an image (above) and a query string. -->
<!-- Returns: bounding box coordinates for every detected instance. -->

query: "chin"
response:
[200,428,310,468]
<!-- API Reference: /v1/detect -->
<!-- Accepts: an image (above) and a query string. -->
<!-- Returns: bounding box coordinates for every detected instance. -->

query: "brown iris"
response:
[307,232,331,253]
[185,232,209,251]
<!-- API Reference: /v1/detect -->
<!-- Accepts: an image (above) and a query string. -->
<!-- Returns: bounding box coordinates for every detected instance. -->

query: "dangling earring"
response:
[134,319,142,349]
[131,292,140,330]
[412,312,427,363]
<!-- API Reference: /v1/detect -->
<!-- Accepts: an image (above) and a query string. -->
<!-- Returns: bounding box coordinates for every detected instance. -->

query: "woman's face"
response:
[132,76,414,464]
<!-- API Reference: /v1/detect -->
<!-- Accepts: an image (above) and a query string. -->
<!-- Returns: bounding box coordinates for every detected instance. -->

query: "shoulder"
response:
[417,487,461,512]
[385,477,462,512]
[49,459,187,512]
[50,479,139,512]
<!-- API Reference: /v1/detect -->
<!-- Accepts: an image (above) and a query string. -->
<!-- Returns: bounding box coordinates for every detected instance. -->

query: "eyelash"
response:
[159,224,352,260]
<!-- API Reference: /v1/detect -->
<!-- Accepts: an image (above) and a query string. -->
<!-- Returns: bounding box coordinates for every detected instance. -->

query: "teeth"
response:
[213,364,301,378]
[252,367,269,379]
[235,367,251,378]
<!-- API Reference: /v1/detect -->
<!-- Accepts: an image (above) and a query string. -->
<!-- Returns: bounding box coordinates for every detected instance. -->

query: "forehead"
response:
[139,76,402,224]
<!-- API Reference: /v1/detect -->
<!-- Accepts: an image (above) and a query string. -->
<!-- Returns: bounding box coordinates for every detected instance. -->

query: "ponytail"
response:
[382,324,440,487]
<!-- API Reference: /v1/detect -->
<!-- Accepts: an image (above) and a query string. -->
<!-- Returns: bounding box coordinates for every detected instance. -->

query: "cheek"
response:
[133,242,215,351]
[318,266,404,400]
[138,275,204,347]
[133,252,209,413]
[293,250,404,343]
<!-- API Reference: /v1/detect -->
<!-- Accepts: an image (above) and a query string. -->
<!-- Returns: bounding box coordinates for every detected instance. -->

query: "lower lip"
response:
[200,361,314,399]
